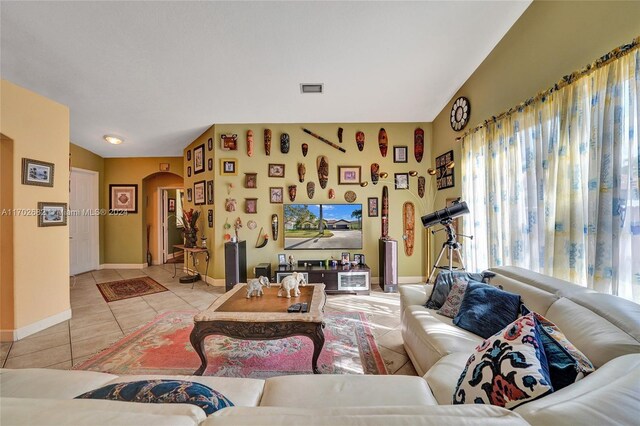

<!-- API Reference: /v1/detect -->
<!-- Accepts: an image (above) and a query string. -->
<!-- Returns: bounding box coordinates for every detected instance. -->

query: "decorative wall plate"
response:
[344,190,357,203]
[247,220,257,230]
[450,96,470,131]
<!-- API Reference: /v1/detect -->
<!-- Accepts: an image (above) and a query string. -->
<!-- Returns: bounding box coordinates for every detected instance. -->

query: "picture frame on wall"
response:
[187,150,191,161]
[109,184,138,213]
[208,158,213,171]
[394,173,409,190]
[187,166,192,177]
[337,166,361,185]
[168,198,176,212]
[268,163,285,178]
[22,158,55,187]
[207,180,214,205]
[186,188,193,202]
[208,137,213,151]
[368,197,378,217]
[194,180,206,205]
[37,202,67,227]
[270,187,283,203]
[220,158,237,176]
[208,209,213,228]
[159,163,170,172]
[435,150,455,190]
[245,198,257,214]
[220,134,238,151]
[193,144,205,174]
[393,146,408,163]
[244,173,257,188]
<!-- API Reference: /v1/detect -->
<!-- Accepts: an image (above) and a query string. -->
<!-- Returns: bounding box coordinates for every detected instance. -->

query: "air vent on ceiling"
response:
[300,83,323,94]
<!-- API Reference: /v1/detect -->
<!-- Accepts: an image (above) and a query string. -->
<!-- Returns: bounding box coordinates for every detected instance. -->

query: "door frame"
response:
[157,186,183,264]
[70,167,99,274]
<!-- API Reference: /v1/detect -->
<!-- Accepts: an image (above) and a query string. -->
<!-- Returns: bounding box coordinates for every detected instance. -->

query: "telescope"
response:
[421,200,469,229]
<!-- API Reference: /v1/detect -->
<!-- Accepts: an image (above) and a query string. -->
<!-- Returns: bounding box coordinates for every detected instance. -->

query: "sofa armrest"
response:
[399,284,432,314]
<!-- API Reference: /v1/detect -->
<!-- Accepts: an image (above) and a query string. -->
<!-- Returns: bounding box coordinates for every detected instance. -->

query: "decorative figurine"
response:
[301,143,309,157]
[246,276,270,298]
[414,128,424,163]
[288,185,297,202]
[297,163,306,183]
[280,133,290,154]
[418,176,426,198]
[247,129,254,157]
[234,217,242,241]
[356,131,365,151]
[378,128,388,157]
[317,155,329,189]
[288,254,295,267]
[225,198,237,212]
[371,163,380,185]
[278,272,306,299]
[201,236,207,249]
[264,129,272,155]
[307,181,315,199]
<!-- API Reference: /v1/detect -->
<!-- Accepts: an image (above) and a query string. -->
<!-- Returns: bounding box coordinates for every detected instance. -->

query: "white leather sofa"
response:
[400,266,640,426]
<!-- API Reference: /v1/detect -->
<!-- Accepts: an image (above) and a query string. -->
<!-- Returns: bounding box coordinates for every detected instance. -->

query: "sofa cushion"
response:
[453,281,521,339]
[425,271,486,309]
[453,314,553,409]
[76,380,233,415]
[423,352,470,404]
[437,278,468,318]
[0,368,117,399]
[487,270,560,315]
[402,305,483,376]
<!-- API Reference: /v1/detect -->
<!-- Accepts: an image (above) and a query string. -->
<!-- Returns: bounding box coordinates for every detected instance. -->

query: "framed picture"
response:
[278,254,287,265]
[194,180,206,205]
[338,166,361,185]
[341,252,350,265]
[270,187,283,204]
[245,198,257,214]
[186,188,193,202]
[208,137,213,151]
[186,150,191,161]
[268,163,285,178]
[436,150,455,190]
[109,184,138,213]
[220,158,238,176]
[37,202,67,227]
[207,180,214,205]
[187,166,192,177]
[193,144,205,174]
[356,254,366,266]
[208,158,213,171]
[168,198,176,212]
[393,146,408,163]
[159,162,170,172]
[368,197,379,217]
[22,158,54,187]
[245,173,257,188]
[221,134,238,151]
[208,209,213,228]
[395,173,409,190]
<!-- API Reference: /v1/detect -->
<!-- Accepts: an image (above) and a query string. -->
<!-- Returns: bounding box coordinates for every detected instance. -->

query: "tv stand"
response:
[275,264,370,295]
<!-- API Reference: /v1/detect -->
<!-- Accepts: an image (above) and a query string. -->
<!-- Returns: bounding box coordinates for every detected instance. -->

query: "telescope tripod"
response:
[427,220,471,283]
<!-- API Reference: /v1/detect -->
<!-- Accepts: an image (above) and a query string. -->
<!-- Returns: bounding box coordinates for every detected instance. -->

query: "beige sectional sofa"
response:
[400,266,640,425]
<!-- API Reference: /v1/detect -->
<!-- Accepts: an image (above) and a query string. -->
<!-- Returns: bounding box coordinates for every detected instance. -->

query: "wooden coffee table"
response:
[190,283,326,375]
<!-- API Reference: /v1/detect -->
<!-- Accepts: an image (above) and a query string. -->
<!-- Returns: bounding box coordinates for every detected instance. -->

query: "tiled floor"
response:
[1,264,417,376]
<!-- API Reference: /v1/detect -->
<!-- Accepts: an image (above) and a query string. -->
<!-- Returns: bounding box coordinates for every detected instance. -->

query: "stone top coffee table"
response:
[190,283,326,375]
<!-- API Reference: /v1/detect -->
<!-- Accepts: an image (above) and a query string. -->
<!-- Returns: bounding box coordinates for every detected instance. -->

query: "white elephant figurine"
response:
[278,272,307,298]
[246,276,270,298]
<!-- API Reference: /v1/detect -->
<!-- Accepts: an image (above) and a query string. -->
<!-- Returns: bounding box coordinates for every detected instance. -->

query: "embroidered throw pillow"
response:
[425,271,486,309]
[75,380,233,416]
[437,278,469,318]
[453,313,553,409]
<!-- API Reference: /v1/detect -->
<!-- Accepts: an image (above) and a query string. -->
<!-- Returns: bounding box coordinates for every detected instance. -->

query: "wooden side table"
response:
[173,244,210,288]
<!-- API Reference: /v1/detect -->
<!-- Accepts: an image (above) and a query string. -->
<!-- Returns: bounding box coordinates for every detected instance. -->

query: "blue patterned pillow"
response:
[425,271,486,309]
[453,313,553,409]
[75,380,233,415]
[453,281,521,338]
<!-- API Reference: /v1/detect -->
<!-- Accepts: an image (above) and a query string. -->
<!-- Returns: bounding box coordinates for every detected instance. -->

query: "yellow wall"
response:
[70,143,105,264]
[431,0,640,263]
[0,79,70,334]
[103,157,183,264]
[193,123,433,284]
[1,134,15,332]
[143,172,184,264]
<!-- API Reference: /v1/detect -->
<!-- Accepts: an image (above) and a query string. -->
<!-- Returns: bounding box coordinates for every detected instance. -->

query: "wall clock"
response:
[450,96,470,131]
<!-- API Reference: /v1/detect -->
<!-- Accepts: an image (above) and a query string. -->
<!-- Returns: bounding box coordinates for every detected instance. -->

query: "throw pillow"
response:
[453,281,521,339]
[75,380,233,416]
[425,271,486,309]
[437,278,469,318]
[453,313,553,409]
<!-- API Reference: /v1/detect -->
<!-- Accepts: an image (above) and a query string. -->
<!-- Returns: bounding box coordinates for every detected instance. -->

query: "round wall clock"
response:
[450,96,470,131]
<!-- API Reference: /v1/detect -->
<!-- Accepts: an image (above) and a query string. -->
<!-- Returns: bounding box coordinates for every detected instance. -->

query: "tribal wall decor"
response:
[247,130,254,157]
[221,134,238,151]
[378,128,388,157]
[414,128,424,163]
[317,156,329,189]
[280,133,290,154]
[264,129,272,155]
[356,131,365,151]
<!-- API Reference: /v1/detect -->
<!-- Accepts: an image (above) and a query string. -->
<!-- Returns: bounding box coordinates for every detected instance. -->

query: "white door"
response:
[70,168,99,275]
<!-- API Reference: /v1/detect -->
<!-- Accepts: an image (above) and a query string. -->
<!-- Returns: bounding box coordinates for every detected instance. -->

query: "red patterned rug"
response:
[96,277,168,302]
[74,311,387,377]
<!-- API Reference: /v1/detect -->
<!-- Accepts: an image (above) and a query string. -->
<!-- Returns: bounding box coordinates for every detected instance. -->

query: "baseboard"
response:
[2,309,72,341]
[100,263,146,269]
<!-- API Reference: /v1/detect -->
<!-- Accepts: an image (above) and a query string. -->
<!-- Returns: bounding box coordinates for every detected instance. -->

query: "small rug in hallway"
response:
[96,277,168,302]
[74,311,387,377]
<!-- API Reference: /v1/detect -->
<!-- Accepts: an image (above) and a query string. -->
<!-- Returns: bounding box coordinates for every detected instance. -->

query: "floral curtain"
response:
[461,43,640,303]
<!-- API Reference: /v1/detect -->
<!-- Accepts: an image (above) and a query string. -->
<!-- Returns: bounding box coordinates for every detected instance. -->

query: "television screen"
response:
[284,204,363,250]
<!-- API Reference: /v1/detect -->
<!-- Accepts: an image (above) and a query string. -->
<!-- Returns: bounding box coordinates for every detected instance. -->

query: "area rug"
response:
[96,277,168,302]
[74,311,387,377]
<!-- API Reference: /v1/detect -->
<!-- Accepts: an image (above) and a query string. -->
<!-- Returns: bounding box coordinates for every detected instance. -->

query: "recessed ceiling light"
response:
[104,135,123,145]
[300,83,323,94]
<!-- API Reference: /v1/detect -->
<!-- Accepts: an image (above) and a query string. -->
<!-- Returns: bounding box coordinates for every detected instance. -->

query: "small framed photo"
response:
[22,158,54,187]
[245,173,257,188]
[187,166,192,177]
[245,198,257,214]
[208,209,214,228]
[341,252,350,265]
[338,166,361,185]
[368,197,378,217]
[393,146,408,163]
[193,144,205,174]
[208,137,213,151]
[278,254,287,265]
[159,162,170,172]
[270,187,283,203]
[109,184,138,213]
[194,180,206,205]
[221,134,238,151]
[168,198,176,212]
[220,158,238,176]
[355,254,365,266]
[268,163,285,178]
[186,188,193,202]
[37,202,67,227]
[187,150,191,161]
[208,158,213,171]
[395,173,409,190]
[207,180,214,205]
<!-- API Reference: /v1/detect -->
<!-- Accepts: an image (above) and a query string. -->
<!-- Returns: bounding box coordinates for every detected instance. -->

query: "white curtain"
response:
[461,47,640,303]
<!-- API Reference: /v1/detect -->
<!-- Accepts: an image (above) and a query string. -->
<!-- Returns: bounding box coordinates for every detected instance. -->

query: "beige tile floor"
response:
[1,264,417,376]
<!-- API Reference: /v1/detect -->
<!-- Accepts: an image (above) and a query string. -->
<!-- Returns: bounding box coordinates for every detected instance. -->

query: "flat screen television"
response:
[284,203,363,250]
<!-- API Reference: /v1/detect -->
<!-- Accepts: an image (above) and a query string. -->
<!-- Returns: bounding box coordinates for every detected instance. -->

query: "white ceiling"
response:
[1,1,531,157]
